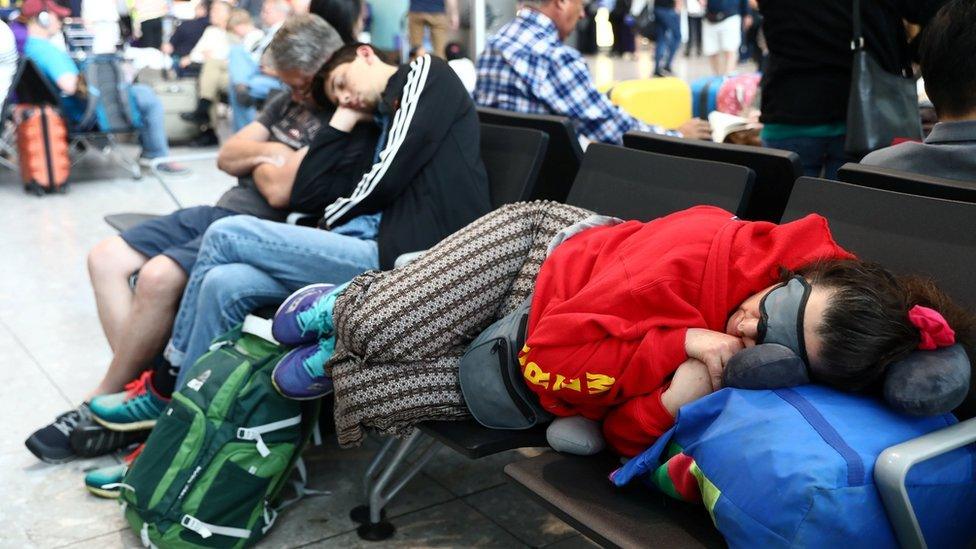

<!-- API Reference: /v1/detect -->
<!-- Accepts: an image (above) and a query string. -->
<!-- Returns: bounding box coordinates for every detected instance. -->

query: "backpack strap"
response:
[180,515,252,540]
[241,314,278,345]
[275,457,331,511]
[236,415,303,457]
[260,503,279,535]
[139,523,158,548]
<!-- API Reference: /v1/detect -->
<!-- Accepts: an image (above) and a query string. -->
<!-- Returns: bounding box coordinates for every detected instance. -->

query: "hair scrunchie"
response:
[908,305,956,350]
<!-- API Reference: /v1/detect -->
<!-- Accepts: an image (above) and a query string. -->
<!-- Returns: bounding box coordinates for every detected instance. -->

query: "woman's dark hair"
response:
[917,0,976,118]
[309,0,362,44]
[791,260,976,397]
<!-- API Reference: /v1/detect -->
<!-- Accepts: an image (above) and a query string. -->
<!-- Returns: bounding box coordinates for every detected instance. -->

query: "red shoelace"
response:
[124,370,153,400]
[124,442,145,464]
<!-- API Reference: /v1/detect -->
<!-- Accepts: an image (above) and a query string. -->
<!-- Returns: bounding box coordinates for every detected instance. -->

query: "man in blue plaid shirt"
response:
[475,0,712,145]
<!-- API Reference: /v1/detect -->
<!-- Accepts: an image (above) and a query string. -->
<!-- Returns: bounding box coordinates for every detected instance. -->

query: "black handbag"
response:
[635,5,657,40]
[704,10,727,23]
[844,0,922,156]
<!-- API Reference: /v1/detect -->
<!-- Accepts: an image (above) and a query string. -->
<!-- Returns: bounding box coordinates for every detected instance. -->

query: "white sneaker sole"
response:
[92,416,157,432]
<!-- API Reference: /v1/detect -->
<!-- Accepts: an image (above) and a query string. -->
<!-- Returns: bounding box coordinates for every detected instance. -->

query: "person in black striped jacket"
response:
[161,43,491,388]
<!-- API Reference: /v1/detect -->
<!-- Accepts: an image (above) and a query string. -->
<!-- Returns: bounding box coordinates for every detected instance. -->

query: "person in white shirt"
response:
[183,7,262,145]
[81,0,125,54]
[180,0,232,70]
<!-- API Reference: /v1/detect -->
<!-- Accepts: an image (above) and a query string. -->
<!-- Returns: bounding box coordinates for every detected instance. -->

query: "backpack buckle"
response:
[181,515,213,538]
[236,427,271,457]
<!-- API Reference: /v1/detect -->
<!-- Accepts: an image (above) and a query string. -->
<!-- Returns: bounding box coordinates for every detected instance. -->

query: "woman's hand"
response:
[684,328,744,390]
[661,358,713,416]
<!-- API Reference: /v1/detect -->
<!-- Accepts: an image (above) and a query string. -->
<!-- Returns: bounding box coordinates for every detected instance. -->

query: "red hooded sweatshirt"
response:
[519,206,854,456]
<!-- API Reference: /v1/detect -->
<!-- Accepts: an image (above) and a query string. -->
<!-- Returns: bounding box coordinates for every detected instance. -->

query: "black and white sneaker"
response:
[70,423,148,458]
[25,403,92,464]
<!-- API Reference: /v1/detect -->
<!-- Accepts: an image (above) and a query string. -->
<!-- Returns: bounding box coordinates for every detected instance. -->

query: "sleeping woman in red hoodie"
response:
[270,202,974,452]
[519,205,975,456]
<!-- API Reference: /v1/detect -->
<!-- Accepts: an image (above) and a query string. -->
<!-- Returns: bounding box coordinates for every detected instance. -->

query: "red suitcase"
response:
[16,104,70,195]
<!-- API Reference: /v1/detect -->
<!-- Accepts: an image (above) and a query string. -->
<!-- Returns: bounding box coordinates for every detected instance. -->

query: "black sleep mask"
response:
[757,276,812,364]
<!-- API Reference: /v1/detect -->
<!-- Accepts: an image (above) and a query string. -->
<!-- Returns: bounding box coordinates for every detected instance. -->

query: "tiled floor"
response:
[0,50,735,548]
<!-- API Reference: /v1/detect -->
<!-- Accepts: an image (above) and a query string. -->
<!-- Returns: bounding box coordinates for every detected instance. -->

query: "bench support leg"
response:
[103,135,142,180]
[351,429,441,541]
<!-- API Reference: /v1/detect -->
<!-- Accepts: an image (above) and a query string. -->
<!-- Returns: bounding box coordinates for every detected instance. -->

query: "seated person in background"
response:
[228,0,365,131]
[178,0,231,75]
[163,43,490,397]
[23,15,368,464]
[227,0,292,130]
[132,0,169,49]
[162,0,211,77]
[21,1,187,175]
[475,0,712,145]
[228,7,267,49]
[861,0,976,181]
[181,8,265,146]
[445,40,476,94]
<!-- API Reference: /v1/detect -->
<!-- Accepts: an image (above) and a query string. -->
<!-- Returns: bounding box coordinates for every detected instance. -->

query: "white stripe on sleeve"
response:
[322,55,432,227]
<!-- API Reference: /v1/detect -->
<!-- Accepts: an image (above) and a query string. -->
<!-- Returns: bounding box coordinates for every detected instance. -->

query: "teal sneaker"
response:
[84,464,128,499]
[90,371,169,431]
[84,443,142,499]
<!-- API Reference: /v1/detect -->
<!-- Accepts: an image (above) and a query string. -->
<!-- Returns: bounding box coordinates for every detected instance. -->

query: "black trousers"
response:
[136,17,164,49]
[686,15,703,55]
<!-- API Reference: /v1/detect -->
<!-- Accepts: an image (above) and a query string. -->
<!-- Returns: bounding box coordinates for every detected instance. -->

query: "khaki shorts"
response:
[408,11,449,58]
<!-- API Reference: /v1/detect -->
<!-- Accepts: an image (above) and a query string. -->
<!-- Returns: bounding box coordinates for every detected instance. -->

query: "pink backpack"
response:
[716,73,761,116]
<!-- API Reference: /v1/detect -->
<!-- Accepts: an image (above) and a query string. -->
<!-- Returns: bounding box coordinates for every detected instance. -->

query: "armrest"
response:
[874,417,976,549]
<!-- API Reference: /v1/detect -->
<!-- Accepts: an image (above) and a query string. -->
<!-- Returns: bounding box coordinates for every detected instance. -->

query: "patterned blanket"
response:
[327,201,593,447]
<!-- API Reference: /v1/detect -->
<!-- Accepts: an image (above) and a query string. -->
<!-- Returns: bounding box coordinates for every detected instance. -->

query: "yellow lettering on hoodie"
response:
[523,362,551,388]
[552,375,581,392]
[586,373,615,394]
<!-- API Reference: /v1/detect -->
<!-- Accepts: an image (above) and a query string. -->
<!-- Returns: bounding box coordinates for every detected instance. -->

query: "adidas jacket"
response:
[307,55,491,269]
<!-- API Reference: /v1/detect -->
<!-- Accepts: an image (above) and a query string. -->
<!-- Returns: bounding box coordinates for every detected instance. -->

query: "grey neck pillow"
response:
[728,275,971,416]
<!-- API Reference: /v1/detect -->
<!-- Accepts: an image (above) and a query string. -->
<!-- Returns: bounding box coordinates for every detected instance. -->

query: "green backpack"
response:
[118,317,321,548]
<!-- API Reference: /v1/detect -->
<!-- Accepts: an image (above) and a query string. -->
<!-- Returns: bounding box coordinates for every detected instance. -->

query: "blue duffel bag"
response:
[611,385,976,547]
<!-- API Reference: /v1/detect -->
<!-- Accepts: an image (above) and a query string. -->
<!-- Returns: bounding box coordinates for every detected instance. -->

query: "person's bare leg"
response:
[709,52,723,75]
[88,236,150,352]
[725,50,738,74]
[89,255,188,397]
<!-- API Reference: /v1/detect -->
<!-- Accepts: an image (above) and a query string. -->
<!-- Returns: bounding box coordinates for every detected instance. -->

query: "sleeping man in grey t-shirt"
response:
[84,17,380,398]
[24,16,381,467]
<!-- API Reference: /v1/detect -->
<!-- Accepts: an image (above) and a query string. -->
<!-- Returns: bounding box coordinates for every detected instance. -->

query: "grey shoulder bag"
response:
[458,296,552,430]
[844,0,922,156]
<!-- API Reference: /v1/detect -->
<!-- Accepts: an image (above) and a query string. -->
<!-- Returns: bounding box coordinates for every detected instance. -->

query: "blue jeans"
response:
[227,46,284,131]
[129,84,169,159]
[166,215,380,387]
[762,135,848,180]
[654,8,681,73]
